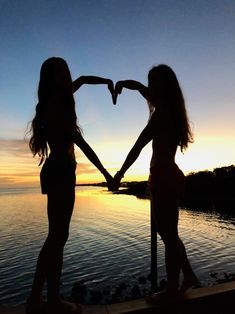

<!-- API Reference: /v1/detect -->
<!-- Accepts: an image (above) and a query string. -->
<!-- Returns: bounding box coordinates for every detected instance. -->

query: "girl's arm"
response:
[73,131,113,189]
[115,80,150,101]
[72,76,114,94]
[113,116,155,188]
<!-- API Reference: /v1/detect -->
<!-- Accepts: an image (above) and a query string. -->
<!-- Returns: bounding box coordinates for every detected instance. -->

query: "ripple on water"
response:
[1,187,235,305]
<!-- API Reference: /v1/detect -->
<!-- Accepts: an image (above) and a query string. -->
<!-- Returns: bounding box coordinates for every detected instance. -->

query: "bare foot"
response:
[179,276,201,296]
[46,300,83,314]
[146,289,181,305]
[26,296,46,314]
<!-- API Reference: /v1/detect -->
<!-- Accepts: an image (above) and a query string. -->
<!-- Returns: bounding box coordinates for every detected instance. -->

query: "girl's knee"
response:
[47,230,69,247]
[158,228,178,246]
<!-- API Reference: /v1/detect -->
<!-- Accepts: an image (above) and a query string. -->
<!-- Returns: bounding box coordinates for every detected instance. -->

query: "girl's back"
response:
[42,95,75,158]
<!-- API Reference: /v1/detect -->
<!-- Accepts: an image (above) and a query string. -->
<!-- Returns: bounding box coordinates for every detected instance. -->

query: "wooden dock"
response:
[1,281,235,314]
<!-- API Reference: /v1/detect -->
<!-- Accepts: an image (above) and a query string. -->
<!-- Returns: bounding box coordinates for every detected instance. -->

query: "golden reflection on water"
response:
[74,187,149,219]
[1,186,235,306]
[1,186,234,251]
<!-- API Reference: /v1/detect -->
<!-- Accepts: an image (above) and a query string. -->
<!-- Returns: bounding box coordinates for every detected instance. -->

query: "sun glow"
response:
[176,134,235,174]
[1,131,235,189]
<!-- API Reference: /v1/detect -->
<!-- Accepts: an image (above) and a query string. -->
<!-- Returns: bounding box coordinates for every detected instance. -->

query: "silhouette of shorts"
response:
[40,154,76,194]
[148,163,185,199]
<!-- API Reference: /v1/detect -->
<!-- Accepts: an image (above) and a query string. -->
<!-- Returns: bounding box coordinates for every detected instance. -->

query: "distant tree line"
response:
[117,165,235,210]
[183,165,235,209]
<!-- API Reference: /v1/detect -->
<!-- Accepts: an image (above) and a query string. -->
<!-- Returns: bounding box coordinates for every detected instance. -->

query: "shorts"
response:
[40,154,77,194]
[148,163,185,200]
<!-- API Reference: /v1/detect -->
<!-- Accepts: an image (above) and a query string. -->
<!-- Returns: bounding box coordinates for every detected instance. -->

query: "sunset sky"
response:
[0,0,235,189]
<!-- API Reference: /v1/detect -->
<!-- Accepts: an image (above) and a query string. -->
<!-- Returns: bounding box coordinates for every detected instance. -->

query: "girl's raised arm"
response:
[115,80,150,101]
[72,76,114,94]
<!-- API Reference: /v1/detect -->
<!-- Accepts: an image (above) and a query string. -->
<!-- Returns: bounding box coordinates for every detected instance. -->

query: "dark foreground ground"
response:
[1,281,235,314]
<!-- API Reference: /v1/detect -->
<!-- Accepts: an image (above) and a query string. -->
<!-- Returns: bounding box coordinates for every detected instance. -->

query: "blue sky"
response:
[0,0,235,187]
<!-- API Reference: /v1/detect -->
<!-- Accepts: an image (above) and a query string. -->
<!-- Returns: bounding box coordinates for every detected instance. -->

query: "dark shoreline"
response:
[77,165,235,212]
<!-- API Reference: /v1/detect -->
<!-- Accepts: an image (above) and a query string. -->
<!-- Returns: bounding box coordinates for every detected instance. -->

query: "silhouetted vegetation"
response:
[77,182,108,187]
[77,165,235,211]
[70,271,235,306]
[183,165,235,210]
[70,274,154,305]
[113,165,235,211]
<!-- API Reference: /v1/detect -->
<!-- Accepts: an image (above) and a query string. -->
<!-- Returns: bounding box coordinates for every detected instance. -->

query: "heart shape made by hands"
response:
[108,81,124,105]
[104,80,136,190]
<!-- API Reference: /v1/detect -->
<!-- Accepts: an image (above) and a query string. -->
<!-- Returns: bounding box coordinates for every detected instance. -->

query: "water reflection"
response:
[0,186,235,305]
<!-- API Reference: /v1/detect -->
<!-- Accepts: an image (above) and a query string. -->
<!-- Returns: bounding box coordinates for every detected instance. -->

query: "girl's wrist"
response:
[116,171,124,178]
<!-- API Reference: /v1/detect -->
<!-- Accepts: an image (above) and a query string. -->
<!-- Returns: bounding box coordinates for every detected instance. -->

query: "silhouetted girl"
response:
[114,65,199,303]
[27,57,113,314]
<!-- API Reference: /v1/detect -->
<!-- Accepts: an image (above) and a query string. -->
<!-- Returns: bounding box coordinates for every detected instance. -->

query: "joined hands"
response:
[103,169,123,191]
[107,80,124,105]
[104,80,126,190]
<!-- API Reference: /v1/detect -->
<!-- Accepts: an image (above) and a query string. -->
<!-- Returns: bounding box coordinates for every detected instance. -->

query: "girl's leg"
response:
[28,188,81,313]
[150,194,198,299]
[29,239,49,302]
[178,238,199,294]
[45,189,82,313]
[150,195,181,298]
[30,189,74,301]
[46,189,74,301]
[28,188,70,305]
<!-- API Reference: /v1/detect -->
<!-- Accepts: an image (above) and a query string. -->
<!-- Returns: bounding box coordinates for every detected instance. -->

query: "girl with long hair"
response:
[113,65,199,303]
[27,57,114,314]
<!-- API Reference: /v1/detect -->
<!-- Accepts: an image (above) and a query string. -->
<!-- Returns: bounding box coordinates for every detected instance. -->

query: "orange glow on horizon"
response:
[1,133,235,189]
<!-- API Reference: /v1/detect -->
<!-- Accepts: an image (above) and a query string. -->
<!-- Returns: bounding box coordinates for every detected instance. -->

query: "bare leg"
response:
[178,238,199,294]
[157,201,181,296]
[149,194,198,300]
[28,240,48,301]
[27,188,82,313]
[147,195,181,303]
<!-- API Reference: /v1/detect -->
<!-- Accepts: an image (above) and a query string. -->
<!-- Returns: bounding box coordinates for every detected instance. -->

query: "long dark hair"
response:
[28,57,81,164]
[148,64,193,152]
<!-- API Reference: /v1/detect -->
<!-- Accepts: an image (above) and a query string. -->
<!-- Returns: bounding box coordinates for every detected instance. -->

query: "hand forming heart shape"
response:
[104,80,129,191]
[108,80,124,105]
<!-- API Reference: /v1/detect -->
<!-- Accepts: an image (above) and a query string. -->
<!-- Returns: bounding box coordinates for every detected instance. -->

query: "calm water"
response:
[0,186,235,305]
